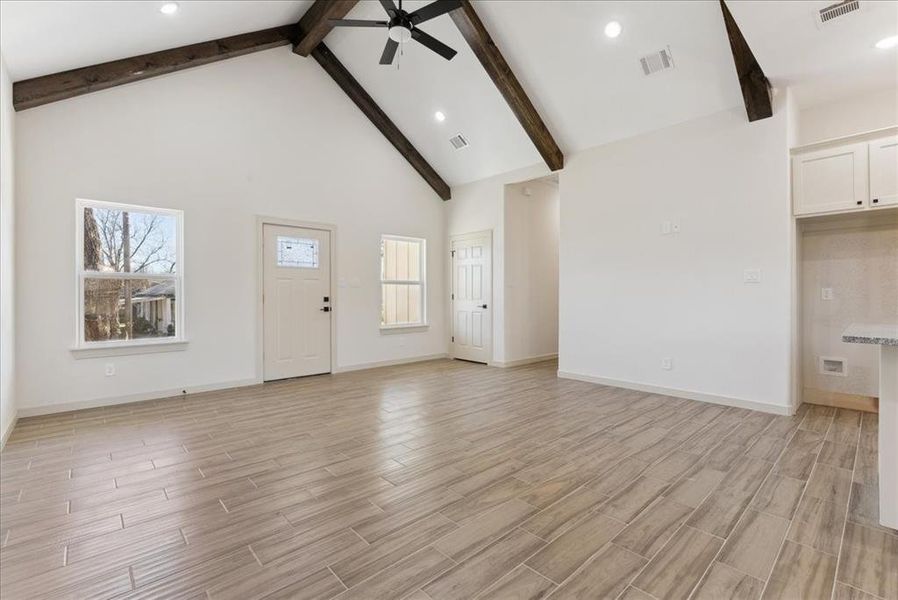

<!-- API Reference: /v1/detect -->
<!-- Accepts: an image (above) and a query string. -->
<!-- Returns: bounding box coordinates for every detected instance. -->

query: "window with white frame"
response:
[381,235,426,328]
[76,199,184,347]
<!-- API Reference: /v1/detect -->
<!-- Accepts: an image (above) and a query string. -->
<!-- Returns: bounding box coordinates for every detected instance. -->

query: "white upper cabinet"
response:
[792,142,868,216]
[869,135,898,208]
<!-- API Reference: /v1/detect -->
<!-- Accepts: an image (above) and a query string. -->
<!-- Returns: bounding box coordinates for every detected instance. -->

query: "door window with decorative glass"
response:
[381,235,426,328]
[76,199,184,347]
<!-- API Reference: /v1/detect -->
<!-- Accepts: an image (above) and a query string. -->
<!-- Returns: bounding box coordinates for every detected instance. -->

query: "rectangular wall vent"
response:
[820,356,847,376]
[640,48,674,76]
[449,133,469,150]
[817,0,861,26]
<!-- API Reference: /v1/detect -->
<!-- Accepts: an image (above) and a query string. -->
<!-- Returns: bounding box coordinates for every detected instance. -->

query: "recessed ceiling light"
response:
[160,2,179,15]
[604,21,622,39]
[434,111,446,122]
[875,35,898,49]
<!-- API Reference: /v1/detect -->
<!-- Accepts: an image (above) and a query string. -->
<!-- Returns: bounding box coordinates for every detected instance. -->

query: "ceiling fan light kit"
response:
[330,0,462,65]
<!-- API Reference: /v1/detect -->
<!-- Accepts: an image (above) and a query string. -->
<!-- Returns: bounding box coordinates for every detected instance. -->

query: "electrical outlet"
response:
[743,269,761,284]
[104,363,115,377]
[671,222,680,233]
[661,357,673,370]
[821,287,834,301]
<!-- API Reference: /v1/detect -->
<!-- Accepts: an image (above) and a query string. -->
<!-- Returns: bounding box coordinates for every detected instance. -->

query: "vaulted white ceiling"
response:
[727,0,898,108]
[0,1,312,79]
[1,1,896,186]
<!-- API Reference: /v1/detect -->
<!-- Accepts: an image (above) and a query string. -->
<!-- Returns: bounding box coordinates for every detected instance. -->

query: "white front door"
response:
[263,224,331,380]
[451,232,492,364]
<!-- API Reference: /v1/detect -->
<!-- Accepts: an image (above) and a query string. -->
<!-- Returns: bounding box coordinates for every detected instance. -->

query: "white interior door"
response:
[451,232,492,363]
[263,224,331,380]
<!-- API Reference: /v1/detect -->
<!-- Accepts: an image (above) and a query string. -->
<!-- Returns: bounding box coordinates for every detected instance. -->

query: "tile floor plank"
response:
[0,359,891,599]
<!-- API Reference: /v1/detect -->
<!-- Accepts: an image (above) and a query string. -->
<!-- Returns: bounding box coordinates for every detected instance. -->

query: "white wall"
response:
[446,163,548,364]
[0,54,16,442]
[503,179,559,364]
[14,47,447,414]
[559,106,794,414]
[798,87,898,145]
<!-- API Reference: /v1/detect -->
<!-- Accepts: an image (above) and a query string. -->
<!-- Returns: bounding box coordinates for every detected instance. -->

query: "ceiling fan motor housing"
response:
[388,14,414,43]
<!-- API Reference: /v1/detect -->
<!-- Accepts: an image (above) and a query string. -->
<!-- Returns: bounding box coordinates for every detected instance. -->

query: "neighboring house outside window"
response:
[381,235,426,328]
[76,199,184,347]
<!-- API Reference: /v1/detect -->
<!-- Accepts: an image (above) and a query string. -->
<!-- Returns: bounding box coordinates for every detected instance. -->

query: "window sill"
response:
[70,340,189,359]
[380,325,429,335]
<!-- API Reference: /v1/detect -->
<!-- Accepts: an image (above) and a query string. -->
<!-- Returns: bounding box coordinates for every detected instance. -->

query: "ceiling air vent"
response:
[449,133,469,150]
[640,47,674,76]
[817,0,861,27]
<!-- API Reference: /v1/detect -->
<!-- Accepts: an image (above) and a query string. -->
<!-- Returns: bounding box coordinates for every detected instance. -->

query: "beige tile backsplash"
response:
[801,220,898,397]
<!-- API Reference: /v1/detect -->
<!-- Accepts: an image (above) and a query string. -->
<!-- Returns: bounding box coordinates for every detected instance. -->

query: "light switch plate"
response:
[743,269,761,284]
[661,357,673,370]
[821,287,834,301]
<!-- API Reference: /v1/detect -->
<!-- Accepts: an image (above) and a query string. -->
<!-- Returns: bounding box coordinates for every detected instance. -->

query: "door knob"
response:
[479,304,488,309]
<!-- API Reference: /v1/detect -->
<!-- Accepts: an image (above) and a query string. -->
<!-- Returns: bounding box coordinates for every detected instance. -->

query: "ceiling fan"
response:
[329,0,462,65]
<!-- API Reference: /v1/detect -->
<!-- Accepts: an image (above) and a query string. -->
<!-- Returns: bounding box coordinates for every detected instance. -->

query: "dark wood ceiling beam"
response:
[449,0,563,171]
[13,25,299,111]
[719,0,773,121]
[293,0,359,57]
[311,43,451,200]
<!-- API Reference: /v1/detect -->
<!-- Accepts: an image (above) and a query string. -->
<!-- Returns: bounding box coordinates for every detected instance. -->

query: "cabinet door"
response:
[793,142,868,216]
[869,135,898,208]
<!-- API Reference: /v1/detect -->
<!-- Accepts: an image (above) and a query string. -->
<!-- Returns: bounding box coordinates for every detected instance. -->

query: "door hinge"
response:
[450,250,455,257]
[451,336,455,342]
[451,293,454,300]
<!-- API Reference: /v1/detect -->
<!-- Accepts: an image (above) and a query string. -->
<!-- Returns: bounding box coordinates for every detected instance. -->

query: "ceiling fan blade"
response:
[409,0,462,24]
[328,19,389,27]
[378,0,397,17]
[411,28,457,60]
[380,39,399,65]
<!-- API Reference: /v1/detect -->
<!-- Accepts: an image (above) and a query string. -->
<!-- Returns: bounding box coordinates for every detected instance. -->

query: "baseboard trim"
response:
[491,354,558,368]
[1,411,18,451]
[15,354,452,418]
[16,378,262,418]
[803,387,878,413]
[334,353,449,374]
[557,371,793,416]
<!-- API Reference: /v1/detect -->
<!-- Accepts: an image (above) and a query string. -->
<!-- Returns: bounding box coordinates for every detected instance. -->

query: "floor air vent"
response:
[640,48,674,76]
[449,133,469,150]
[817,0,861,27]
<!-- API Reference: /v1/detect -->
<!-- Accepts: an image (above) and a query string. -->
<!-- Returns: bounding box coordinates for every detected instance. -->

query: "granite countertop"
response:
[842,323,898,346]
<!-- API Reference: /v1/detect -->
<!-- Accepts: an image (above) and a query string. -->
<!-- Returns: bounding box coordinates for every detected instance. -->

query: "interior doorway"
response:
[501,174,560,366]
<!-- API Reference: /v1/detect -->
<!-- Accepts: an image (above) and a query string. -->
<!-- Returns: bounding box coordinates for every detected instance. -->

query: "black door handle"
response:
[320,306,331,312]
[479,304,488,309]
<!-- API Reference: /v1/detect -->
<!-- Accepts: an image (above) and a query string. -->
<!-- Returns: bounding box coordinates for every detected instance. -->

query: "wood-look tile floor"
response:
[1,359,895,600]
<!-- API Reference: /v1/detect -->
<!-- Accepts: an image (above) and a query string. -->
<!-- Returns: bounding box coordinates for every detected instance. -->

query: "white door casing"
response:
[451,231,492,364]
[263,224,332,380]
